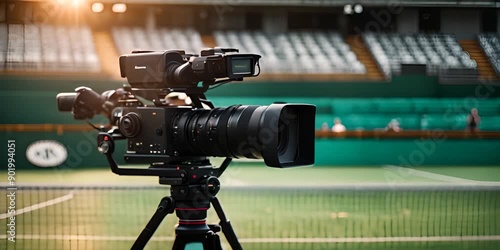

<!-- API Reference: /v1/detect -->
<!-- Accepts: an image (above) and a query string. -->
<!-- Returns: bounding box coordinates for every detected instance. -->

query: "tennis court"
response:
[1,163,500,250]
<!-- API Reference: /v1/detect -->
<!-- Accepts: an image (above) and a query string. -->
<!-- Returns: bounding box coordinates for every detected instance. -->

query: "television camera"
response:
[57,47,316,250]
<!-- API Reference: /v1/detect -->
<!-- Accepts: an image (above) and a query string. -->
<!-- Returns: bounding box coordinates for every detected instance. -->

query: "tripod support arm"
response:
[96,132,188,177]
[215,158,232,177]
[132,196,175,250]
[97,132,231,180]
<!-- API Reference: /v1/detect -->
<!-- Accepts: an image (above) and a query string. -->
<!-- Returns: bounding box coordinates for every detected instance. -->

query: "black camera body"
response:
[115,106,188,161]
[57,48,315,168]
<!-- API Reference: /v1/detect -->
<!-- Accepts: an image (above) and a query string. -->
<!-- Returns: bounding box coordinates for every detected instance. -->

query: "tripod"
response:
[97,133,242,250]
[132,163,241,250]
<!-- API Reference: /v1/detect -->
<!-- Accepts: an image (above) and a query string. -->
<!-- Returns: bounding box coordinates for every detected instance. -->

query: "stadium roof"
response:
[93,0,499,7]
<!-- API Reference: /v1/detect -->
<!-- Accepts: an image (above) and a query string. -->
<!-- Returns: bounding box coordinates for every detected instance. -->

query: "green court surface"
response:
[1,164,500,250]
[3,162,500,186]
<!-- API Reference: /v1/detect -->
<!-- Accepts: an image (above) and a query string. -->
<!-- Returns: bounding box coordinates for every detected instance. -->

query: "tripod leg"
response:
[132,196,175,250]
[208,232,223,250]
[211,197,242,250]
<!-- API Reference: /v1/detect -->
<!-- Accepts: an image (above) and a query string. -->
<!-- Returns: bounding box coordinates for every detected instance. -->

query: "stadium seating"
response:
[479,116,500,131]
[111,28,367,75]
[6,24,24,70]
[207,97,500,131]
[1,23,100,72]
[111,27,205,55]
[213,30,366,74]
[0,23,6,69]
[478,33,500,75]
[363,33,477,77]
[324,98,500,131]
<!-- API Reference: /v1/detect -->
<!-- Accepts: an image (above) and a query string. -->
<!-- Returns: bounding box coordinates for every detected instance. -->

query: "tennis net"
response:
[1,184,499,250]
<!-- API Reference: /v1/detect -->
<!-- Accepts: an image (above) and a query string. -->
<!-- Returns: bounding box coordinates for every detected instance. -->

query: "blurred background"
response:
[1,0,500,249]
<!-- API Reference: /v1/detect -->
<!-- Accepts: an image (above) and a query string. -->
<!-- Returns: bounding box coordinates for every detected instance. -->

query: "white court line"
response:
[239,236,500,243]
[0,234,173,241]
[383,165,500,186]
[1,235,500,243]
[0,192,74,220]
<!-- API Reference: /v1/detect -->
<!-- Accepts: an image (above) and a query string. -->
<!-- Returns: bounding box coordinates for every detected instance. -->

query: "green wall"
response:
[315,138,500,166]
[209,76,500,98]
[1,75,499,168]
[0,130,128,170]
[2,130,499,169]
[1,75,499,98]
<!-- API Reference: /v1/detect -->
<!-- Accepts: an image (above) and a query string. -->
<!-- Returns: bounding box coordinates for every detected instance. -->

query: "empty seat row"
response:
[112,27,205,55]
[208,96,500,131]
[212,97,500,117]
[317,113,500,131]
[214,30,366,74]
[1,23,100,72]
[364,33,477,77]
[478,33,500,75]
[111,27,367,75]
[330,98,500,116]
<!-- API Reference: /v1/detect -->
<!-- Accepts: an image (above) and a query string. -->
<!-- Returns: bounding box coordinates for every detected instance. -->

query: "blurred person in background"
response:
[321,122,330,131]
[420,114,428,130]
[332,118,346,132]
[386,118,402,132]
[466,108,481,132]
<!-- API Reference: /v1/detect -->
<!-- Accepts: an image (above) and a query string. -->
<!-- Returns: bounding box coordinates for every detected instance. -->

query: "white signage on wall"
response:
[26,140,68,167]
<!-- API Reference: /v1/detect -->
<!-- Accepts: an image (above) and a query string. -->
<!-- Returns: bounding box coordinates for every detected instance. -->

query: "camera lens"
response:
[171,103,315,167]
[56,93,77,112]
[119,112,141,137]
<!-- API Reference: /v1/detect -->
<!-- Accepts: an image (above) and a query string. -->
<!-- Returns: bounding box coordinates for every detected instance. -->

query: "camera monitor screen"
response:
[231,58,252,75]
